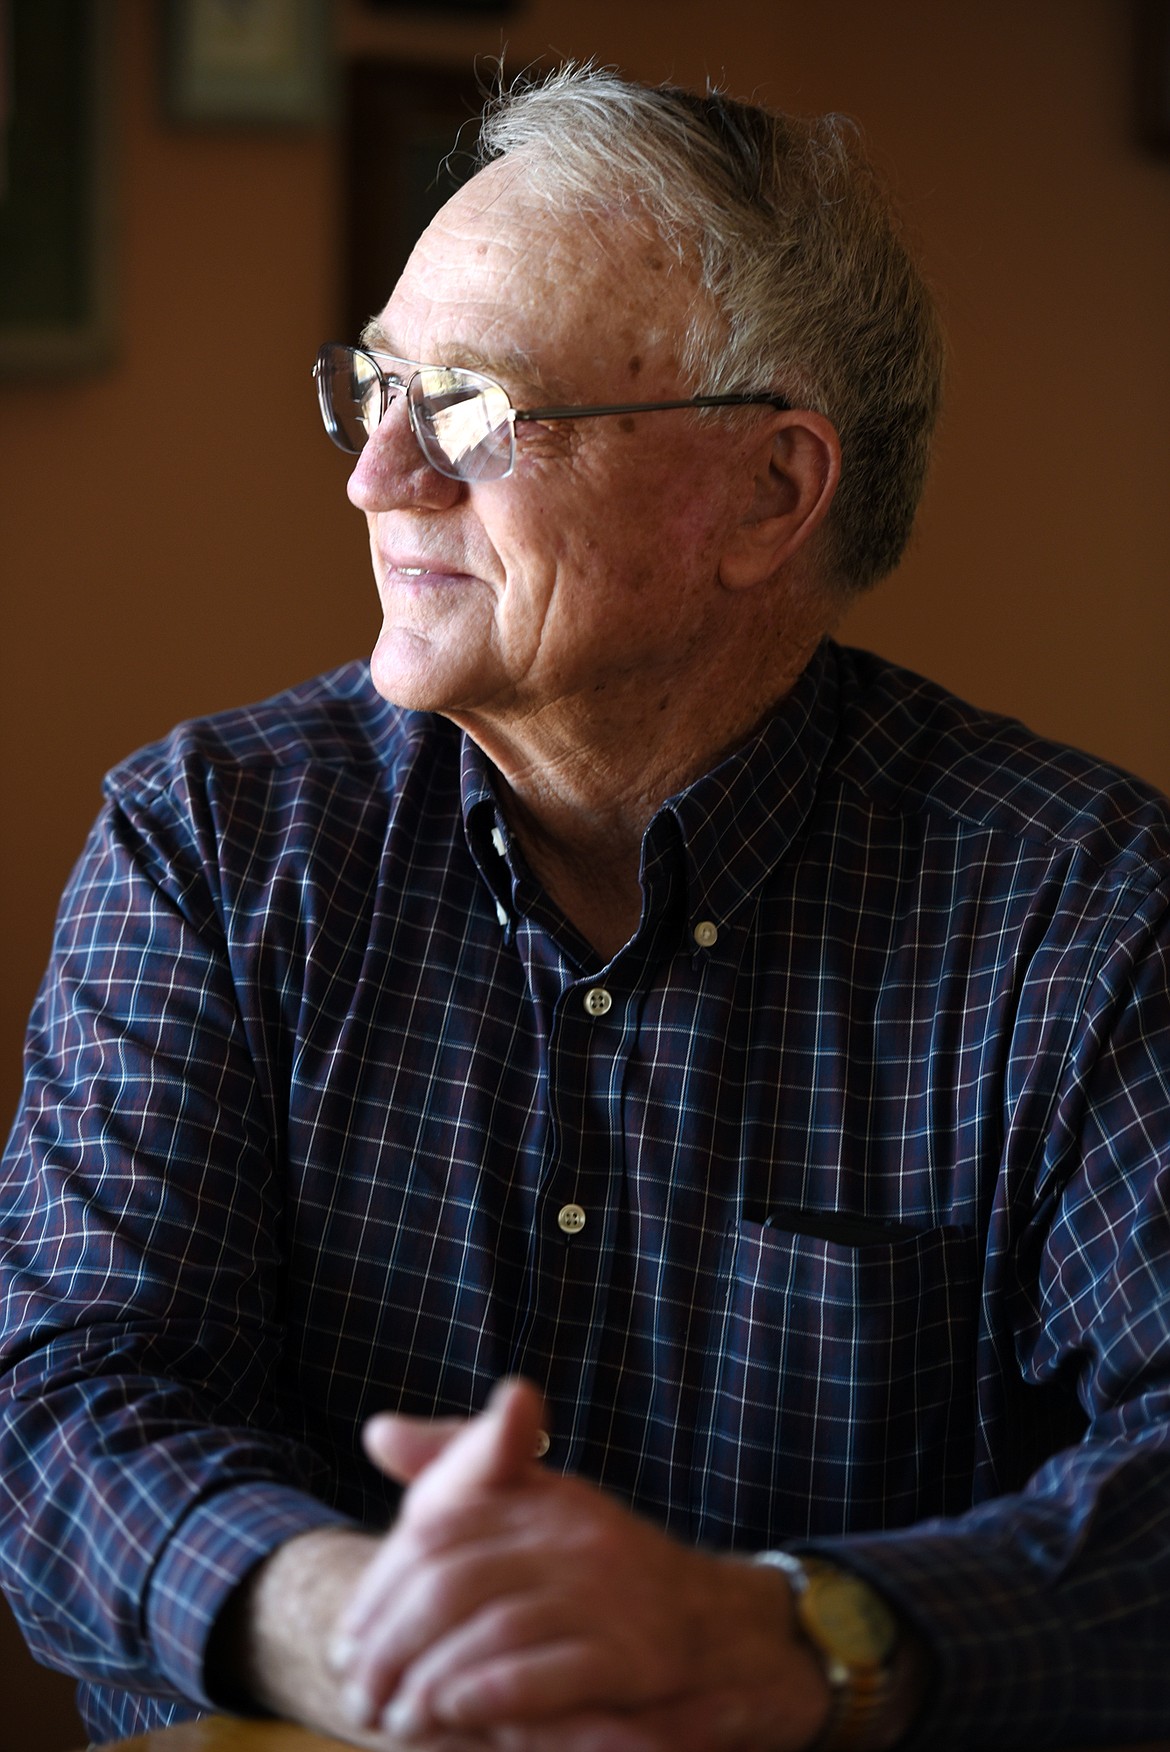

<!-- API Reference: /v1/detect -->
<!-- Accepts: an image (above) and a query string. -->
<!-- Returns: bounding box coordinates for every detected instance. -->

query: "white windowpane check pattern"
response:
[2,640,1170,1745]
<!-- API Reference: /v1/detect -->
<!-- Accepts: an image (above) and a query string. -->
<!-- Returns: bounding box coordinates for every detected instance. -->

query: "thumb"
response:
[370,1377,546,1509]
[361,1409,469,1485]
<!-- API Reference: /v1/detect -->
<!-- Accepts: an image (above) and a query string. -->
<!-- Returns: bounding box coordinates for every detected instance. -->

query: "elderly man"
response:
[2,66,1169,1752]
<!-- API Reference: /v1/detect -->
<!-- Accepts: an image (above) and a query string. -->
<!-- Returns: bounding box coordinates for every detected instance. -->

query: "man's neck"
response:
[496,776,655,963]
[453,625,829,962]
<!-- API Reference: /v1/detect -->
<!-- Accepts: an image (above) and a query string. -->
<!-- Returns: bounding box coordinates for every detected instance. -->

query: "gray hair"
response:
[477,66,944,594]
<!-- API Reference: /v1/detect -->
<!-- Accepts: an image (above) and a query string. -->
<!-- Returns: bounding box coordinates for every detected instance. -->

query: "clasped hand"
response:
[327,1378,829,1751]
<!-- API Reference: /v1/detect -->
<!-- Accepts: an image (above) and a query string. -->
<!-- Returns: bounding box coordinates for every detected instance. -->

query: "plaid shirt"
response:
[3,639,1170,1747]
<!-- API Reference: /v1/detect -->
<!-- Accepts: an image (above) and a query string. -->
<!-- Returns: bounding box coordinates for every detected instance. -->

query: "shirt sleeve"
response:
[797,885,1170,1749]
[0,767,353,1712]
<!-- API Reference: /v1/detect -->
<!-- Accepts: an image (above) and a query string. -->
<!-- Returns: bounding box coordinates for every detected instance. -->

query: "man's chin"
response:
[369,638,470,716]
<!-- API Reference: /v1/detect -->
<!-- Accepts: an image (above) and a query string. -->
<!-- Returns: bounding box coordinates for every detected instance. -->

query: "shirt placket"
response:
[507,958,636,1470]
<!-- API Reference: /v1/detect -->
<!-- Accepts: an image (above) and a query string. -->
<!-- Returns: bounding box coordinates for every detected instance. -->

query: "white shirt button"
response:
[490,825,507,858]
[583,986,613,1016]
[693,920,719,947]
[557,1202,587,1235]
[533,1428,551,1458]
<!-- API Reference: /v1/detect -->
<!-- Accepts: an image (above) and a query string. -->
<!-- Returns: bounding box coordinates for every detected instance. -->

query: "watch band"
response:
[756,1551,914,1752]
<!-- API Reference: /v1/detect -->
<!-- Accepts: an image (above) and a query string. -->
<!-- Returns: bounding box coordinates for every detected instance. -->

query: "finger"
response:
[391,1636,622,1740]
[363,1377,547,1491]
[340,1540,540,1727]
[338,1380,547,1654]
[385,1564,707,1740]
[336,1490,593,1730]
[404,1377,547,1510]
[363,1411,470,1485]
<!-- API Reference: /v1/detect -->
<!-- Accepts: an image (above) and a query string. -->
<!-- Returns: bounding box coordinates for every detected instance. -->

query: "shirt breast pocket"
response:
[693,1214,979,1547]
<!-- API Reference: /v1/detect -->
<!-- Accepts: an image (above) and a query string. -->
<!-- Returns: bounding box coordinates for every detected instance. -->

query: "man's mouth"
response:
[382,551,477,586]
[387,560,473,584]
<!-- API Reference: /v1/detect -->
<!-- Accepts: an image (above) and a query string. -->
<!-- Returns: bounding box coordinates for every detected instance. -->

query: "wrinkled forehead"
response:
[379,157,704,392]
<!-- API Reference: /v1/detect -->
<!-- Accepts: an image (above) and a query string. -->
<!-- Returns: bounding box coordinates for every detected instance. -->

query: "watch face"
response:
[801,1564,899,1668]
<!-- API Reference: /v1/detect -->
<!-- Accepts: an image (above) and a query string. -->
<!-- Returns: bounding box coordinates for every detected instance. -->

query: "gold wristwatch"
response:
[756,1551,915,1752]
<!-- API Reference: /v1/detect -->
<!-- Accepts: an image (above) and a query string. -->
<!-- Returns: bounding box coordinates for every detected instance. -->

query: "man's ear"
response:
[719,410,841,590]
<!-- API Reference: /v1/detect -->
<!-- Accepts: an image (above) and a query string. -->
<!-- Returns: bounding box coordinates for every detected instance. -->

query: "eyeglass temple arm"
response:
[510,393,791,424]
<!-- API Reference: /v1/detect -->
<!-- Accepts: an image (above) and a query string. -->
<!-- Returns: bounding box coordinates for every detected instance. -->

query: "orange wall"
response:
[2,3,1167,1744]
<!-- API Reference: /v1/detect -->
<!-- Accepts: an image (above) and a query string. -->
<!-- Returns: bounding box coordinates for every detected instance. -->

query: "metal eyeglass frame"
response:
[314,341,792,481]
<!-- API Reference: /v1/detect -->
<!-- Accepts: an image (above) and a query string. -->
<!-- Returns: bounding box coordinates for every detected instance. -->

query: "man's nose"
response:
[346,396,463,513]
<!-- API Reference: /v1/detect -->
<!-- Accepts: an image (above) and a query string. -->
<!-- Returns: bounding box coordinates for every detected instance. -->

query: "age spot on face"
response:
[618,416,636,434]
[627,354,642,377]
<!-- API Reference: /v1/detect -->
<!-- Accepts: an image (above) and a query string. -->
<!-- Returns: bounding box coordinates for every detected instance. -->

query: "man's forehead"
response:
[441,179,669,300]
[380,165,692,390]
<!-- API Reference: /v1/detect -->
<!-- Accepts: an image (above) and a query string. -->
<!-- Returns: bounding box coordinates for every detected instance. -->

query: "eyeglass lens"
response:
[314,346,382,453]
[315,344,517,482]
[412,368,515,481]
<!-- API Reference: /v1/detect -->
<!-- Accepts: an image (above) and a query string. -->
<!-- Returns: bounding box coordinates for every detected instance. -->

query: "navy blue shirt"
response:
[3,640,1170,1745]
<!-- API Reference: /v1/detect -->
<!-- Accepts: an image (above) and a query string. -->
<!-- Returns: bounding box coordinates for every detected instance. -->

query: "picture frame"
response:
[343,59,484,340]
[359,1,518,12]
[163,0,334,127]
[0,0,117,375]
[1135,0,1170,151]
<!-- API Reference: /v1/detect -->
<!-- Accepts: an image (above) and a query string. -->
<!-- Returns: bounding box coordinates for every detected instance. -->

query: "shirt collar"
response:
[459,638,840,942]
[657,637,839,933]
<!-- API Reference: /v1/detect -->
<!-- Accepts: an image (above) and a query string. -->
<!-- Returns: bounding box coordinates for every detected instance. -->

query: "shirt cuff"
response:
[146,1479,353,1710]
[796,1518,1167,1751]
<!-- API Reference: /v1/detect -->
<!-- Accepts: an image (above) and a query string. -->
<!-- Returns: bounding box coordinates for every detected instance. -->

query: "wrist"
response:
[755,1551,928,1752]
[209,1527,376,1724]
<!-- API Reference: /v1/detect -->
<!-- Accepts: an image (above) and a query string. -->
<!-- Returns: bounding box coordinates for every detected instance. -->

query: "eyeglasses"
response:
[313,342,790,483]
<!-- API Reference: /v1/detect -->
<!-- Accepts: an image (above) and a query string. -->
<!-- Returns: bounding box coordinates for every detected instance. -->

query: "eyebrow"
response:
[359,317,396,354]
[358,320,553,401]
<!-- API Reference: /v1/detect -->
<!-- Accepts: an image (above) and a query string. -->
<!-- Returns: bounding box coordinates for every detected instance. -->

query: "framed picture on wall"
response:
[0,0,117,374]
[359,1,520,13]
[1135,0,1170,151]
[163,0,334,126]
[343,59,486,340]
